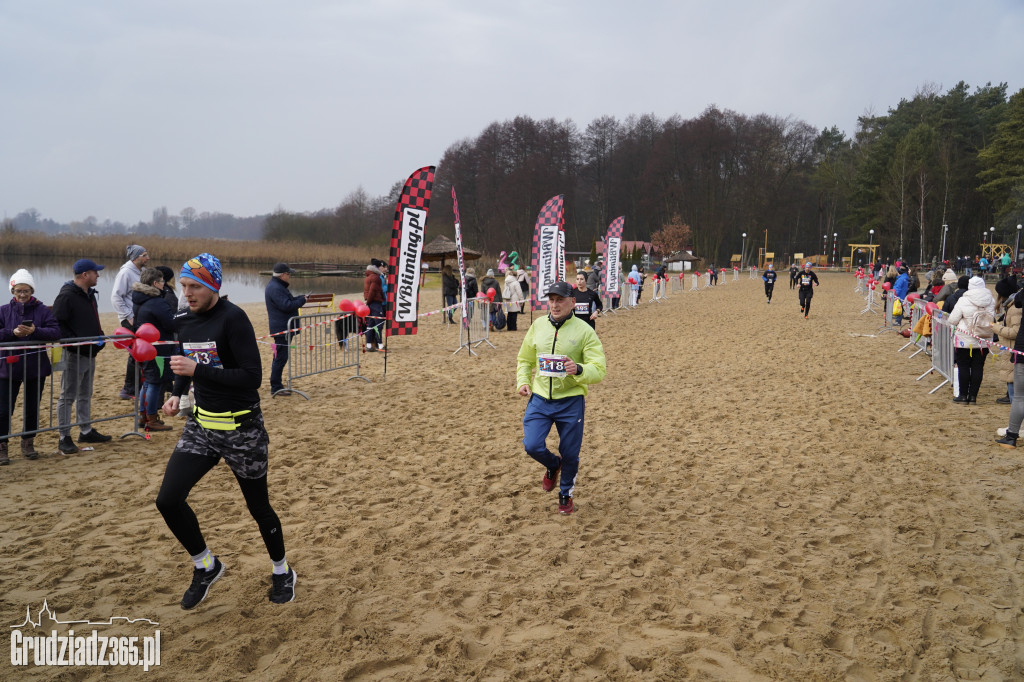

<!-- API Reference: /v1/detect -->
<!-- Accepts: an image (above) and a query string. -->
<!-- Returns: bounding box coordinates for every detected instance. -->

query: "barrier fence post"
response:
[920,310,955,393]
[0,335,144,452]
[284,311,371,398]
[472,299,496,350]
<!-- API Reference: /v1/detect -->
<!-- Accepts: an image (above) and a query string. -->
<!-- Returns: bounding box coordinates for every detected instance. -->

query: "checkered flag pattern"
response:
[452,186,461,225]
[604,216,624,297]
[386,166,435,337]
[530,194,564,312]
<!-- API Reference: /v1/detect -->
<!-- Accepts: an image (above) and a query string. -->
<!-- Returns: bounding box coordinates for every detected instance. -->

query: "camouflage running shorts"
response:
[172,413,271,480]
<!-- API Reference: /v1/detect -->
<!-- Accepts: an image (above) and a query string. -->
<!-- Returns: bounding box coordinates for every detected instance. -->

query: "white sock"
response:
[191,548,215,571]
[272,557,289,575]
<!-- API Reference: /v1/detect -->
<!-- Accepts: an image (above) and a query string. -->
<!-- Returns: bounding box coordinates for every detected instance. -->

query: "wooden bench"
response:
[300,293,335,314]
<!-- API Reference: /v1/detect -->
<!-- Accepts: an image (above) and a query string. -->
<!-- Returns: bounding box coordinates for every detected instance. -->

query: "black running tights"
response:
[155,449,285,562]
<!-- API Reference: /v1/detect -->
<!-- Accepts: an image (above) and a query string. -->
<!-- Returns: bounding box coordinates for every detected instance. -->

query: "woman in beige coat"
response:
[992,278,1022,404]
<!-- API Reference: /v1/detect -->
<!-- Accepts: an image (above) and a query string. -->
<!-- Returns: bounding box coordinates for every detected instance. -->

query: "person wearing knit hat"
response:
[180,253,222,293]
[157,251,297,608]
[1,268,61,463]
[935,268,961,305]
[949,276,996,405]
[111,244,150,400]
[9,269,36,294]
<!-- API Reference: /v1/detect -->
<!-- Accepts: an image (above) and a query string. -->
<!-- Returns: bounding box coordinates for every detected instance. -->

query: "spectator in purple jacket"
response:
[0,269,61,463]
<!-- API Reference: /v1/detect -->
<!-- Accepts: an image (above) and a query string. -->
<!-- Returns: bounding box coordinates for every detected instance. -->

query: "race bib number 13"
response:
[538,353,569,378]
[183,341,223,369]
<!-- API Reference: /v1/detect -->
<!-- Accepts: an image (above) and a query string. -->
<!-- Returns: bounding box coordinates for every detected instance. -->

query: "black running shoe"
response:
[78,429,112,443]
[269,568,297,604]
[181,558,225,610]
[58,436,79,455]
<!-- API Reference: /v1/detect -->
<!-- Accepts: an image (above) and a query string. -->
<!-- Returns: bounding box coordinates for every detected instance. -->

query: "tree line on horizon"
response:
[10,80,1022,266]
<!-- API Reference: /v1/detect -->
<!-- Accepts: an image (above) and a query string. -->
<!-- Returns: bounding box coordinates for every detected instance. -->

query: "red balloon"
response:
[906,293,920,303]
[925,302,939,315]
[130,339,156,362]
[113,326,134,350]
[486,287,496,301]
[338,298,354,312]
[135,322,160,343]
[476,292,487,299]
[882,282,892,290]
[355,304,370,319]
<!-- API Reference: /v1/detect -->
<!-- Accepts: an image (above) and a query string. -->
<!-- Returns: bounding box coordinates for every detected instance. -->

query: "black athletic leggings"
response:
[799,288,813,314]
[155,449,285,561]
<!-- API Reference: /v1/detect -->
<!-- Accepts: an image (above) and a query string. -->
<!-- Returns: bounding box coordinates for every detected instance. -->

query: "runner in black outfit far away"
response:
[762,263,777,304]
[572,272,603,329]
[797,262,820,319]
[155,253,296,610]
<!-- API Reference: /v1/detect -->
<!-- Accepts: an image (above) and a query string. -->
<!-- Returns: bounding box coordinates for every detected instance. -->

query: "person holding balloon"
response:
[130,267,175,431]
[363,259,387,352]
[156,252,296,609]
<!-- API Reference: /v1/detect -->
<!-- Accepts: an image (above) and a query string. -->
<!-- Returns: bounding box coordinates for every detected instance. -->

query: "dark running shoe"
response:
[118,389,134,400]
[78,429,112,443]
[181,558,225,610]
[996,433,1018,448]
[542,466,560,492]
[58,436,79,455]
[996,395,1012,404]
[558,495,575,515]
[269,568,297,604]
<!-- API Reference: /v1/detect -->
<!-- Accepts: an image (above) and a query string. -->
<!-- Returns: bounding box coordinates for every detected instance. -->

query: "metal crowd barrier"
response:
[690,273,701,291]
[897,300,929,357]
[284,311,370,398]
[1,335,144,452]
[878,294,895,334]
[749,267,758,279]
[670,275,684,294]
[919,310,955,393]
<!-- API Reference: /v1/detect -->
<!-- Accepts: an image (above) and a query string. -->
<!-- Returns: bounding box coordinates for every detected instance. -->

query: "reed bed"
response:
[0,231,379,266]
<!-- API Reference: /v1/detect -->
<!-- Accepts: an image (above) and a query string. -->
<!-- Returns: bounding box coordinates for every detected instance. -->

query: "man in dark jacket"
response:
[52,259,113,454]
[265,263,306,396]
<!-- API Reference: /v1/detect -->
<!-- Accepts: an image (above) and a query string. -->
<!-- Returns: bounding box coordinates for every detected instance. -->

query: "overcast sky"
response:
[1,0,1021,226]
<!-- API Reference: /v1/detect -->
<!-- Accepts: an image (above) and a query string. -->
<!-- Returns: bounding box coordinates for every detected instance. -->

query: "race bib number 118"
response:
[538,353,569,378]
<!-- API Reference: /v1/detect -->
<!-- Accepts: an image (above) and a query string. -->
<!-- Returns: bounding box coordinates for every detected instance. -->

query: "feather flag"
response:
[386,166,435,336]
[603,216,624,298]
[530,194,564,312]
[452,187,469,321]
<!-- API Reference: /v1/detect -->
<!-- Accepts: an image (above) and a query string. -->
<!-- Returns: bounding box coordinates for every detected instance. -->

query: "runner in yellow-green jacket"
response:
[516,281,606,515]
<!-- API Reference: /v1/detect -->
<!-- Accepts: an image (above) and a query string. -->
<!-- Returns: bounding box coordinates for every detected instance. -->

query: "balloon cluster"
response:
[113,322,161,362]
[338,299,370,319]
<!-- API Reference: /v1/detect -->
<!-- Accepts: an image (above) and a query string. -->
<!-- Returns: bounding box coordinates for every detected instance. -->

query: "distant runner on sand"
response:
[762,264,777,304]
[797,262,820,319]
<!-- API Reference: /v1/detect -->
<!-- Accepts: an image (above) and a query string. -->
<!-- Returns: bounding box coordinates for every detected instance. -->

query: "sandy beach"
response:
[3,272,1023,680]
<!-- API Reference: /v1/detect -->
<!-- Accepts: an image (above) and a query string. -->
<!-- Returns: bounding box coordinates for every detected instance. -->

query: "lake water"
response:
[0,256,367,314]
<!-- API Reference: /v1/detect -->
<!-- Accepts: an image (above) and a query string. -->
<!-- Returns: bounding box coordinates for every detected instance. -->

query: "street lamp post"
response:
[832,232,838,268]
[941,224,948,263]
[1016,224,1023,266]
[741,232,747,268]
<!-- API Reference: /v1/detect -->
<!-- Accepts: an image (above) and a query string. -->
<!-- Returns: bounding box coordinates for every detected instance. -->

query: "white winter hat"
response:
[9,268,35,294]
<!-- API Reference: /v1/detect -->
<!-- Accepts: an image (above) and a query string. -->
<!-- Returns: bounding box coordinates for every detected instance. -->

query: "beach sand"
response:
[2,273,1023,680]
